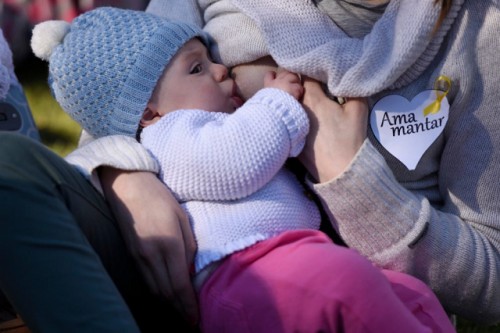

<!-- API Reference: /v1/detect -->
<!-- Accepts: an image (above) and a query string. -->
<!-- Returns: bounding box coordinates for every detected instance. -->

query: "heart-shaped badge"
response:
[370,90,449,170]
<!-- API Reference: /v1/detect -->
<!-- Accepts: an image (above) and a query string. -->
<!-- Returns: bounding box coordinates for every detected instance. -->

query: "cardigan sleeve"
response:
[145,0,203,27]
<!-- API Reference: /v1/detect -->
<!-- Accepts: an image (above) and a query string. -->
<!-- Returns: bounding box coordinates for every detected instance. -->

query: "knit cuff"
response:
[308,140,428,257]
[249,88,309,157]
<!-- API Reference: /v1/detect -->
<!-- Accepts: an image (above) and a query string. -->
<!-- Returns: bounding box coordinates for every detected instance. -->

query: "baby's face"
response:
[150,39,243,116]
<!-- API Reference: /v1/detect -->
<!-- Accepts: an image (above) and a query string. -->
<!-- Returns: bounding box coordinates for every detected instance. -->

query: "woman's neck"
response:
[315,0,389,38]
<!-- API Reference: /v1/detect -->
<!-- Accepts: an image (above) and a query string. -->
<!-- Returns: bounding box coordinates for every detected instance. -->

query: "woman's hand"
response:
[299,78,369,183]
[99,167,199,325]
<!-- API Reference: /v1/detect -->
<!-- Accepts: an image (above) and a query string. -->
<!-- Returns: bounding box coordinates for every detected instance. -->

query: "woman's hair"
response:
[434,0,452,32]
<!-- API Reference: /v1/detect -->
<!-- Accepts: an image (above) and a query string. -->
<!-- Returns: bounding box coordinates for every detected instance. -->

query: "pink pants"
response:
[199,230,455,333]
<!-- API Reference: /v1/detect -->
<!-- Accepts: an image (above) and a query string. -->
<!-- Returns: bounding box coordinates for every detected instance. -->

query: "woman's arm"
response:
[299,76,500,324]
[67,135,199,324]
[145,0,203,27]
[99,168,199,325]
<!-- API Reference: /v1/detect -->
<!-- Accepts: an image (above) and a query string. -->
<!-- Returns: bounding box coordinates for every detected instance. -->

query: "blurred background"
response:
[1,0,148,156]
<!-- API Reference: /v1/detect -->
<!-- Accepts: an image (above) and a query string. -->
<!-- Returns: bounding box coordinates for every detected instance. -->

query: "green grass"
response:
[14,58,500,333]
[16,57,81,157]
[455,317,499,333]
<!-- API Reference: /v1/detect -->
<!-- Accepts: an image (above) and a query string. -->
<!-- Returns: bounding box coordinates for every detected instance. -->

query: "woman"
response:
[109,0,500,325]
[228,0,500,325]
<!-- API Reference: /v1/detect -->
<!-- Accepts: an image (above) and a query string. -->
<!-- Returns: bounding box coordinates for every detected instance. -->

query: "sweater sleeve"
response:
[145,0,203,28]
[144,0,268,66]
[65,135,159,194]
[200,0,269,66]
[309,139,500,324]
[230,0,448,97]
[141,88,308,202]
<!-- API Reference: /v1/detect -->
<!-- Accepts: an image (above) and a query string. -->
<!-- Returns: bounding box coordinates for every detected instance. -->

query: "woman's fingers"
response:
[299,78,369,182]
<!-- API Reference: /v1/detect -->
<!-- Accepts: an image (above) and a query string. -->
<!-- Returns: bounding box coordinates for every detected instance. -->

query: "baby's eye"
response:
[190,64,202,74]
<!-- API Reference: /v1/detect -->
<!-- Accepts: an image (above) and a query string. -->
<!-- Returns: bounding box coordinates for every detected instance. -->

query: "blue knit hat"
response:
[31,7,208,138]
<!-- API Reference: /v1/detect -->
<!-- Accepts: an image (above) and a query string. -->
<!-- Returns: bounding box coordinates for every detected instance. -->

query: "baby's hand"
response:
[264,69,304,100]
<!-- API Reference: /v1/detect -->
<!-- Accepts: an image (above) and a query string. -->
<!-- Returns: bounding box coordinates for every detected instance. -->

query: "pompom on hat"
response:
[31,7,208,138]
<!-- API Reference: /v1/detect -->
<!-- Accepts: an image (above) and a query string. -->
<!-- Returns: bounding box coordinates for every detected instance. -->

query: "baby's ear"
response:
[140,104,161,127]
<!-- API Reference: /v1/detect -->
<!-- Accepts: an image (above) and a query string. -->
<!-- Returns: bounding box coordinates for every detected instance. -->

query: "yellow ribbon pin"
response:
[423,75,451,117]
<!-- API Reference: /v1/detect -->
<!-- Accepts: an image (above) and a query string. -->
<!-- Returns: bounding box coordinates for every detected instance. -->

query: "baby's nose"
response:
[213,63,228,81]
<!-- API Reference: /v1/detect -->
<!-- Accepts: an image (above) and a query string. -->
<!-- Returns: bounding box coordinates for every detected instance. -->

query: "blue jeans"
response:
[0,133,195,332]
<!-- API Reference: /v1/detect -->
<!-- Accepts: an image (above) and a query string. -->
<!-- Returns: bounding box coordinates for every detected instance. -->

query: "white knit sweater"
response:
[140,88,321,272]
[67,0,500,324]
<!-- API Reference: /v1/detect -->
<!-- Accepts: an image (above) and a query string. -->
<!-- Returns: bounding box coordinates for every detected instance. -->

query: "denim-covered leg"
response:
[0,133,141,333]
[0,133,196,333]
